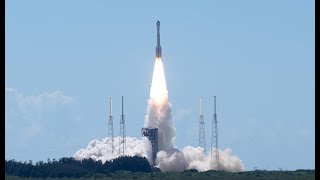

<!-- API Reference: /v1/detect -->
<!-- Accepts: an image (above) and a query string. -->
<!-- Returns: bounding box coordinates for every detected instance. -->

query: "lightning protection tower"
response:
[210,96,219,170]
[199,97,206,154]
[108,97,114,154]
[119,96,126,156]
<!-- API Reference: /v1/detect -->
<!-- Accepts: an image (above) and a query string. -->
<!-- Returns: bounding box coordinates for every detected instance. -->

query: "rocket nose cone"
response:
[157,21,160,25]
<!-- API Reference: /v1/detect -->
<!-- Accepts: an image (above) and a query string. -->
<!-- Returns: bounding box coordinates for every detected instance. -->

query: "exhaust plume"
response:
[144,58,176,151]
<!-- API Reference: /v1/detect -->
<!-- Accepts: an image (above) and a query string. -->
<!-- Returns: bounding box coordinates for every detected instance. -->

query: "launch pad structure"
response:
[141,128,158,165]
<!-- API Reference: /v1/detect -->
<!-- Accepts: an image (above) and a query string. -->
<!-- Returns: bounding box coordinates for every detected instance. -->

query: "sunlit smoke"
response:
[74,137,153,165]
[144,58,176,151]
[156,147,244,172]
[74,137,244,172]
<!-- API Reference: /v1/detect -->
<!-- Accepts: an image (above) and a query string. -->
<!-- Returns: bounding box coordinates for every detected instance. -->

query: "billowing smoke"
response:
[74,137,244,172]
[74,137,153,165]
[156,147,244,172]
[74,58,245,172]
[144,58,176,151]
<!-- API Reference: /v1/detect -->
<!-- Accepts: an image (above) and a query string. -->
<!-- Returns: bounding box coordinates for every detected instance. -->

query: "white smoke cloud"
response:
[144,99,176,151]
[181,146,209,172]
[155,146,244,172]
[216,148,245,172]
[156,148,187,172]
[74,137,153,164]
[74,58,245,172]
[74,136,244,172]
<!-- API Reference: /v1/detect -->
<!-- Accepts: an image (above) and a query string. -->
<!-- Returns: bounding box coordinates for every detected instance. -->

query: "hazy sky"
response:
[5,0,314,170]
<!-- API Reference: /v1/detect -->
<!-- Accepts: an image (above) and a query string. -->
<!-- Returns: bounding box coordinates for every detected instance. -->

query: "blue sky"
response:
[5,0,314,170]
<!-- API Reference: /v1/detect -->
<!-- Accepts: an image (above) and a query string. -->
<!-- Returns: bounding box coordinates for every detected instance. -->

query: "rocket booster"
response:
[156,21,162,59]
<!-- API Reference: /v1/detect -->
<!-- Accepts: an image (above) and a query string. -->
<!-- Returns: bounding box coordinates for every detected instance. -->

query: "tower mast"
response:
[119,96,126,156]
[199,97,206,154]
[210,96,219,169]
[108,97,114,154]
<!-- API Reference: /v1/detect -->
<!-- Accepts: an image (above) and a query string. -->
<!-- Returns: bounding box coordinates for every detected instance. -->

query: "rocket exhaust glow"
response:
[150,59,168,105]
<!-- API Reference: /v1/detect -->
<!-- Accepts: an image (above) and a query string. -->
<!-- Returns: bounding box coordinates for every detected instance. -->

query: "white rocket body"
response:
[156,21,162,59]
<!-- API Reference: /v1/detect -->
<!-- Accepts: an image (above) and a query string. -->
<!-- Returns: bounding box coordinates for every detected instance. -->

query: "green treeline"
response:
[5,157,315,180]
[5,170,315,180]
[5,156,154,178]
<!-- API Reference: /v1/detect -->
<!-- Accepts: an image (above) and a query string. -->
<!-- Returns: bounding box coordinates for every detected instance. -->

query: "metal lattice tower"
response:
[210,96,219,170]
[119,96,126,156]
[108,97,114,154]
[199,97,206,154]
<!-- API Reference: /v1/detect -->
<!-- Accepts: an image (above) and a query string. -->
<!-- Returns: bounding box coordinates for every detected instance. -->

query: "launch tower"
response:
[141,128,158,165]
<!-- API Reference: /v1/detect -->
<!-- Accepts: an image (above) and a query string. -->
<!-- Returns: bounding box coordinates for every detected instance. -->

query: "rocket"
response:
[156,21,162,59]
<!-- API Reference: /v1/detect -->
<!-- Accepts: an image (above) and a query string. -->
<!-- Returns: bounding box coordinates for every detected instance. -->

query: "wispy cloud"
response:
[173,108,192,122]
[5,88,73,148]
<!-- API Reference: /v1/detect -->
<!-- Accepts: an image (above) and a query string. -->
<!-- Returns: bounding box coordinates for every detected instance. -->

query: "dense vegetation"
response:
[5,156,152,178]
[5,169,315,180]
[5,157,314,179]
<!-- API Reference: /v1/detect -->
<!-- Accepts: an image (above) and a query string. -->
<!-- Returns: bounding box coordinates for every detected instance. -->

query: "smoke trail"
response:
[144,58,176,151]
[74,57,245,172]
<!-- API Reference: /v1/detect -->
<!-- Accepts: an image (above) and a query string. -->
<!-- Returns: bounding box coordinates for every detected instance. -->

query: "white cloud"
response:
[173,108,192,122]
[5,88,74,157]
[5,88,72,112]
